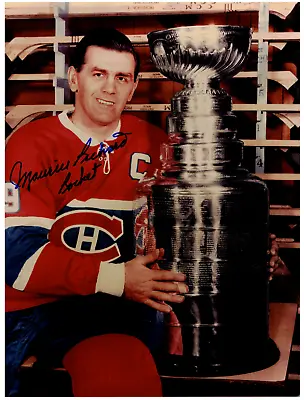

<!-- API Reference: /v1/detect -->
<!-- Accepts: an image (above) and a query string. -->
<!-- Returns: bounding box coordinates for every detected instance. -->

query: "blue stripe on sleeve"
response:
[5,226,50,287]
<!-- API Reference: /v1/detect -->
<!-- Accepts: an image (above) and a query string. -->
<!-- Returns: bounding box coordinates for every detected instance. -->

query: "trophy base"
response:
[157,338,280,378]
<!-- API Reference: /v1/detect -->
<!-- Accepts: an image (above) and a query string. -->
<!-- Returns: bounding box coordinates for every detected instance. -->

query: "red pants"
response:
[63,334,162,396]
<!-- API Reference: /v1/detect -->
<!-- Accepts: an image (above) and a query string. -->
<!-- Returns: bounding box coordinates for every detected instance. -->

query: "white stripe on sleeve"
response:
[12,243,49,291]
[5,216,54,230]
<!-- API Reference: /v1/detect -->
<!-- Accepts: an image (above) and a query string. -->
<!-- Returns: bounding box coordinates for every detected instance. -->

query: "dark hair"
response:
[69,28,140,81]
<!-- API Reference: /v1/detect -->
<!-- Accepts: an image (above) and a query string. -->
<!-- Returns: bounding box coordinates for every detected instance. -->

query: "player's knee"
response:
[63,334,162,396]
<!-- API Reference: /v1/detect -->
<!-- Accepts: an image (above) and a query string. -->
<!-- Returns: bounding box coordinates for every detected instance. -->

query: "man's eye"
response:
[117,76,128,83]
[93,72,103,78]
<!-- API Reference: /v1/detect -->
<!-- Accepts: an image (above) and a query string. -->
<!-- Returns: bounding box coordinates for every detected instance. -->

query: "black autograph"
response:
[58,163,103,195]
[10,131,131,193]
[10,160,70,191]
[73,132,131,166]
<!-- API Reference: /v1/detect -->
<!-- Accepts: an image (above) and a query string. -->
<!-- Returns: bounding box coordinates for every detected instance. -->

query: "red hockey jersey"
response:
[5,111,167,312]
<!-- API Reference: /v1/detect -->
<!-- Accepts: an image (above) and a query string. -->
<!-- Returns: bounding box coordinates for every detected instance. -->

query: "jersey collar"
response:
[58,109,121,146]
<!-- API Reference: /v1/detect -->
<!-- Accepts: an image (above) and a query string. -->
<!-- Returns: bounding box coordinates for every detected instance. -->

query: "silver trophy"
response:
[136,26,280,376]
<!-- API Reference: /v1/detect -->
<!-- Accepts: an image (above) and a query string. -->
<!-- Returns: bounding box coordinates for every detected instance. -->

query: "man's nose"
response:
[102,76,116,94]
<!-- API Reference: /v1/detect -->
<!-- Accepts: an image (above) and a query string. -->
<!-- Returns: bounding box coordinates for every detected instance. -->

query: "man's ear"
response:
[68,66,79,93]
[127,78,139,102]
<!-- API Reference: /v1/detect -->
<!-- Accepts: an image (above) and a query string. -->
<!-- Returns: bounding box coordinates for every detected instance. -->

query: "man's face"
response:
[69,46,138,127]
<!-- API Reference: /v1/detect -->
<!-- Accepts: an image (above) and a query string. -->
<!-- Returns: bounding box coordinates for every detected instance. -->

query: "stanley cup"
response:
[136,26,280,376]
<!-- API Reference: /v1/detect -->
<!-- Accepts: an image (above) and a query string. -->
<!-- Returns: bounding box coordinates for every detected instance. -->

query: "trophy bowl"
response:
[147,25,252,84]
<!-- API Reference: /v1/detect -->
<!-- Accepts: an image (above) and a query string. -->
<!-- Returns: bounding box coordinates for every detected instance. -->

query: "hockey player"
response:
[5,28,188,397]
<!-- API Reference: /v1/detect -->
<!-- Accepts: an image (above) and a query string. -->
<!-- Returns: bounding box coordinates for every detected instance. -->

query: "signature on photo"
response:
[9,131,132,194]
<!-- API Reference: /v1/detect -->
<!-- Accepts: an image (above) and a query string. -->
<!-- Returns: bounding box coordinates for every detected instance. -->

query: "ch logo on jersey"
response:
[49,210,124,262]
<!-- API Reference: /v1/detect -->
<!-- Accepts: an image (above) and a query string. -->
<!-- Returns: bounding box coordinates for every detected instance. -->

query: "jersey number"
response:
[5,182,20,213]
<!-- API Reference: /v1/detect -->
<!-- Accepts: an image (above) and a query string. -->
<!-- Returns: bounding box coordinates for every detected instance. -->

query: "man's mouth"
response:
[97,98,115,106]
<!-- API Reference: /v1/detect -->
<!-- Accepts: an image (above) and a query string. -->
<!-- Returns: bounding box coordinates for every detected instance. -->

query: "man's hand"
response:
[124,248,188,313]
[268,233,290,281]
